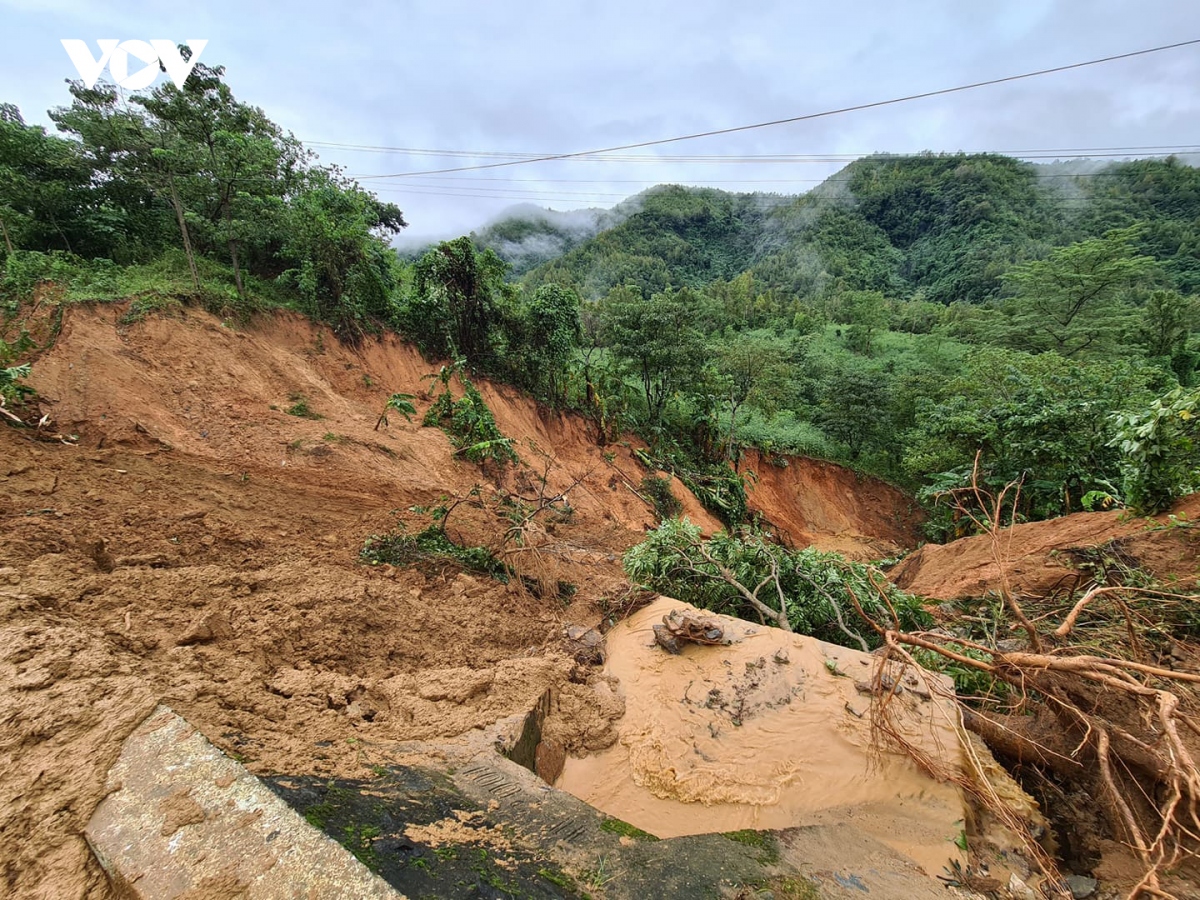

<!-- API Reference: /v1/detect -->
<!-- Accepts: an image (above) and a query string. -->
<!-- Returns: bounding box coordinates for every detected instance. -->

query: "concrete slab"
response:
[86,705,403,899]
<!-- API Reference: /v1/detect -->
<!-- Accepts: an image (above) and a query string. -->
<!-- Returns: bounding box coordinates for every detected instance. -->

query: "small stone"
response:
[0,567,20,585]
[177,612,232,646]
[1007,873,1038,900]
[652,623,681,655]
[1066,875,1098,899]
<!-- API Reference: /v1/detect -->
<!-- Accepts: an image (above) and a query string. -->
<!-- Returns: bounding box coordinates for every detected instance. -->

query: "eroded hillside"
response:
[0,303,920,898]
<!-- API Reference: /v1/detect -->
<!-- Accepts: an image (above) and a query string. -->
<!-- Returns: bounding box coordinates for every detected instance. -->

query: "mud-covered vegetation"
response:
[624,518,930,648]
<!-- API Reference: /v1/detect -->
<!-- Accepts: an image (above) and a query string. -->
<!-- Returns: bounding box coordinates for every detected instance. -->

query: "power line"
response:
[385,167,1200,188]
[313,141,1200,161]
[350,39,1200,179]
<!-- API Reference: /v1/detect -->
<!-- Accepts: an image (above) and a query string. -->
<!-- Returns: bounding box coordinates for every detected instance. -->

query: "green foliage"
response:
[624,519,931,648]
[815,357,890,461]
[510,282,580,401]
[284,394,321,419]
[997,226,1154,358]
[523,185,769,300]
[1112,386,1200,514]
[279,173,405,340]
[375,392,416,430]
[640,474,683,521]
[675,464,750,526]
[904,348,1153,527]
[0,362,34,412]
[402,237,514,366]
[912,643,1008,699]
[598,284,711,431]
[422,369,518,467]
[361,519,507,580]
[835,290,889,355]
[2,54,405,338]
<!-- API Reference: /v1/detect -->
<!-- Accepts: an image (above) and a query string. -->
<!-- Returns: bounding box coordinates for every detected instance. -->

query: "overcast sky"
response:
[2,1,1198,241]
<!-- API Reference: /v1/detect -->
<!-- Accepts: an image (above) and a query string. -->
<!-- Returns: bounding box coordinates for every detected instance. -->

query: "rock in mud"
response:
[85,705,401,899]
[563,623,606,665]
[652,622,682,654]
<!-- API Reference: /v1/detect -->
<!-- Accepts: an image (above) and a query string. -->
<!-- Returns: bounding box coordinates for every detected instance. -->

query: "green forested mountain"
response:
[522,153,1200,306]
[3,59,1198,538]
[471,204,617,276]
[523,185,776,298]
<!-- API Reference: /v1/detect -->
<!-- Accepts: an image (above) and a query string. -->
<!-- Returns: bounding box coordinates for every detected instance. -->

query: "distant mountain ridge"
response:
[506,153,1200,304]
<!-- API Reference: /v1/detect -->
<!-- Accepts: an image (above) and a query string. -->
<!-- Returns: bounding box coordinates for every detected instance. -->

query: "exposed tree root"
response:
[849,462,1200,899]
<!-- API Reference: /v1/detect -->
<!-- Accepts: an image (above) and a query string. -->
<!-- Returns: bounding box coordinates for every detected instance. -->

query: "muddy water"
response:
[557,598,967,877]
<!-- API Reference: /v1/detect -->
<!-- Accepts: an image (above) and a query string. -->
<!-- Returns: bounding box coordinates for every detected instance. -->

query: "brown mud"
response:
[893,495,1200,601]
[557,598,967,878]
[0,303,921,898]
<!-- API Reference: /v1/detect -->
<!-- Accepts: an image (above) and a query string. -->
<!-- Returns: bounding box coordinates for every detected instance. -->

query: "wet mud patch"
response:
[265,768,587,899]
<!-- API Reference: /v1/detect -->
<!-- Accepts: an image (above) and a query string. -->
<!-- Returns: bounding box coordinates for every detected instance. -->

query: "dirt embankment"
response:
[1,302,920,898]
[741,449,923,559]
[893,495,1200,601]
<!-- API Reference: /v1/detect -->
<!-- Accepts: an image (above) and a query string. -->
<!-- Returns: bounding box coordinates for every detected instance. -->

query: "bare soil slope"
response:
[893,495,1200,601]
[1,303,919,898]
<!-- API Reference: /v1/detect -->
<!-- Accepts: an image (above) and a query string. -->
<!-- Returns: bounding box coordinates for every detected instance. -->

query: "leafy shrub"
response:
[1112,386,1200,514]
[641,474,682,521]
[676,465,749,526]
[1,363,35,414]
[361,523,506,579]
[422,370,517,467]
[623,519,930,649]
[374,392,416,430]
[912,644,1008,699]
[285,394,322,419]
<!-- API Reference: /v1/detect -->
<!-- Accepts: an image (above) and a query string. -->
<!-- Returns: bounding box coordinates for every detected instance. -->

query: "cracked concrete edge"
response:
[85,704,405,899]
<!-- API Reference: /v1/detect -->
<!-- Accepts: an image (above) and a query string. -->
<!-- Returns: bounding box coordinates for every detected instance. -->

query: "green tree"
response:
[404,236,513,365]
[712,330,791,459]
[1,103,157,261]
[599,285,708,432]
[815,358,890,461]
[132,58,308,298]
[1139,289,1197,378]
[52,79,206,288]
[515,283,580,401]
[1000,227,1155,358]
[1112,386,1200,514]
[904,348,1153,522]
[280,171,406,338]
[836,290,889,355]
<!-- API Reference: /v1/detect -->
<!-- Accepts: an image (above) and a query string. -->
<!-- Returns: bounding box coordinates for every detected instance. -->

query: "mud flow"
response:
[2,305,937,898]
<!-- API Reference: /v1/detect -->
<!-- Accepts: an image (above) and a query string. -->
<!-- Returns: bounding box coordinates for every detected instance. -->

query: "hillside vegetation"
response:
[3,57,1198,538]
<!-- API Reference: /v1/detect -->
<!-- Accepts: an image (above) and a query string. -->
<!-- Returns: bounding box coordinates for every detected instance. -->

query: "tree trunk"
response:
[227,239,245,300]
[0,215,13,254]
[223,202,245,300]
[168,175,201,293]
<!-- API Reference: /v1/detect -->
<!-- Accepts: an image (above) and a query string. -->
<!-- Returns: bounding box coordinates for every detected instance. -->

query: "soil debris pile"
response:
[0,303,937,897]
[893,494,1200,601]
